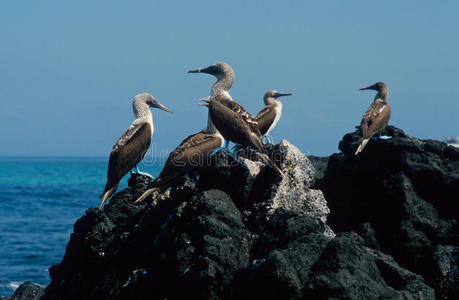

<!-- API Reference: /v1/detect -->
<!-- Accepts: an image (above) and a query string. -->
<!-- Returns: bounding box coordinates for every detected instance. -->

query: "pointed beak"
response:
[198,98,210,107]
[153,101,173,113]
[275,92,292,98]
[188,65,214,74]
[359,84,375,91]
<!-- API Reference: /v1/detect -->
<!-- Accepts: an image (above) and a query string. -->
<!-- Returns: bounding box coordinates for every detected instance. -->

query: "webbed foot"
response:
[131,165,154,179]
[263,135,274,144]
[379,135,392,140]
[210,147,226,156]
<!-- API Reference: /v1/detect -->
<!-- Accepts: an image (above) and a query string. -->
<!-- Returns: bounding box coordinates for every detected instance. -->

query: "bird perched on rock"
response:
[188,62,281,173]
[99,93,173,209]
[355,82,391,155]
[134,103,224,204]
[256,90,292,144]
[188,62,265,151]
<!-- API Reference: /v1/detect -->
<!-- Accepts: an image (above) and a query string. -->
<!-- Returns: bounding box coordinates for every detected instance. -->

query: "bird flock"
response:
[99,62,390,209]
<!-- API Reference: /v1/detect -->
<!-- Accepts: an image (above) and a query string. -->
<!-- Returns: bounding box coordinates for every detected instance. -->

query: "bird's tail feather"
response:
[134,187,160,204]
[134,174,180,204]
[248,133,265,153]
[256,152,283,175]
[98,183,119,210]
[355,138,370,155]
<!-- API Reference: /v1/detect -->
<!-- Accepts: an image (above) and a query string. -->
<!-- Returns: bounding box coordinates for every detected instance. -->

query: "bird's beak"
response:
[275,92,292,98]
[153,101,173,113]
[188,65,214,74]
[359,84,375,91]
[198,98,210,106]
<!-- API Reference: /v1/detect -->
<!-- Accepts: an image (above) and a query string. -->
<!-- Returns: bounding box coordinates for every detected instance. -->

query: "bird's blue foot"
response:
[372,133,392,140]
[231,144,243,153]
[131,165,154,179]
[224,140,230,150]
[210,147,226,156]
[263,135,274,145]
[379,135,392,140]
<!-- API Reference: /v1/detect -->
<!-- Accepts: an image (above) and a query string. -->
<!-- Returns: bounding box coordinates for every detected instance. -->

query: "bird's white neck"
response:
[210,72,234,97]
[132,101,153,124]
[264,98,281,106]
[203,112,219,134]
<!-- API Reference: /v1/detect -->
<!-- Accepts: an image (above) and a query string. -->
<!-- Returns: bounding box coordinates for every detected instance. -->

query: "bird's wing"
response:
[209,95,264,151]
[360,101,391,139]
[152,132,222,187]
[136,133,223,204]
[164,132,221,170]
[103,121,152,194]
[256,105,277,135]
[214,94,260,133]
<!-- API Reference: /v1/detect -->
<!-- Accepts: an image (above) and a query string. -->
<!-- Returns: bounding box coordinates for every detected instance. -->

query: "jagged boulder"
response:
[304,232,434,299]
[259,140,330,223]
[40,134,442,299]
[151,189,252,299]
[316,125,459,299]
[10,282,44,300]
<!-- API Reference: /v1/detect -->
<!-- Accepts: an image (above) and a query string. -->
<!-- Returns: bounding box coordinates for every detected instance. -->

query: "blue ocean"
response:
[0,157,163,297]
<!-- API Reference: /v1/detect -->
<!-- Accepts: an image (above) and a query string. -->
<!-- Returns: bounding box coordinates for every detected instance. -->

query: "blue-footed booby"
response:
[188,62,282,173]
[99,93,173,210]
[188,62,264,151]
[134,102,224,203]
[256,90,292,142]
[355,82,391,155]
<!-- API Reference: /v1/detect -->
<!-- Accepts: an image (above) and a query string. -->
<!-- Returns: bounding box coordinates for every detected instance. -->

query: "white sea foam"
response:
[7,281,20,290]
[445,137,459,148]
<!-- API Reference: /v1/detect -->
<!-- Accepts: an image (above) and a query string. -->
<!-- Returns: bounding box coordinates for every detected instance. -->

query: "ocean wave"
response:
[0,280,21,297]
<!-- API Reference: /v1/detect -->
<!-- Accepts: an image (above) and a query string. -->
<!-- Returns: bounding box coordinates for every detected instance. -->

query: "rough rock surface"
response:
[315,126,459,299]
[19,132,454,299]
[10,281,44,300]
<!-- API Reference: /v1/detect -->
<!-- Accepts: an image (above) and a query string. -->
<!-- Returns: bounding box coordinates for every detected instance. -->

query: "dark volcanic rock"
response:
[36,132,454,299]
[319,125,459,299]
[11,281,44,300]
[304,232,434,299]
[153,189,252,299]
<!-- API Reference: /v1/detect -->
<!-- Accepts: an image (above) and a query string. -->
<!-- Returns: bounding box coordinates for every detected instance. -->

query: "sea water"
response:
[0,156,163,297]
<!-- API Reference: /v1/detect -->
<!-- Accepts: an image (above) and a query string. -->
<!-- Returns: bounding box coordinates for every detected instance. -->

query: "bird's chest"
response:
[272,103,282,126]
[267,103,282,134]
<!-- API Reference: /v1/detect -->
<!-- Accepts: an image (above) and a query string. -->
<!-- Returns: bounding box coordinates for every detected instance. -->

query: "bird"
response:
[187,62,264,152]
[255,90,292,143]
[99,93,173,210]
[188,62,281,173]
[134,102,224,204]
[355,82,391,155]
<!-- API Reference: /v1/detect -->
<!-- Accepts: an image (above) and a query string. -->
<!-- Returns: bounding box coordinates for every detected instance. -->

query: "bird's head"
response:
[136,93,173,113]
[188,62,234,81]
[263,90,292,105]
[359,82,388,93]
[359,82,389,100]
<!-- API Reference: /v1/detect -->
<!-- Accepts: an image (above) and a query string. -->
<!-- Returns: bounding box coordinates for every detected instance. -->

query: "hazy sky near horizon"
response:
[1,1,458,157]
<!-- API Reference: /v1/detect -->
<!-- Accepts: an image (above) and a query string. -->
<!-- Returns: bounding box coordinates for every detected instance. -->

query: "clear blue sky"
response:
[1,1,458,157]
